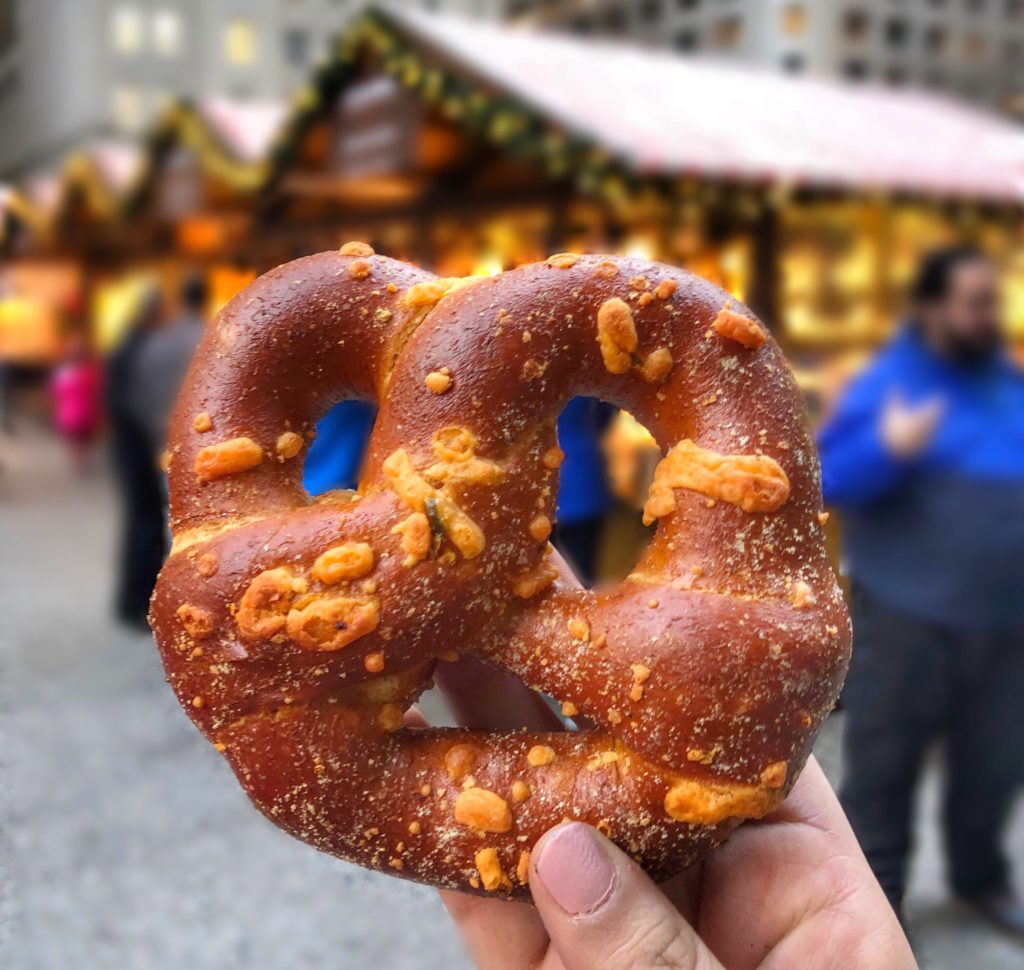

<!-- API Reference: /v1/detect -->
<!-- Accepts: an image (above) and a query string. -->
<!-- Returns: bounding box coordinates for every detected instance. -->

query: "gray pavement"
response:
[2,427,1022,969]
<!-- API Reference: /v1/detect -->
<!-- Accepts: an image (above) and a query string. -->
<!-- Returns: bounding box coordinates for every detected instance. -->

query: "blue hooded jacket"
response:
[818,325,1024,630]
[303,397,614,524]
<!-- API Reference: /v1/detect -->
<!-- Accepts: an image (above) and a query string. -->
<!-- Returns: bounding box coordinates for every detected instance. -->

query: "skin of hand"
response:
[433,620,914,967]
[880,392,945,459]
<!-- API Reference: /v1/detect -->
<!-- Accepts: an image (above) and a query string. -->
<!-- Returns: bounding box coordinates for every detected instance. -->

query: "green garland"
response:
[351,9,646,207]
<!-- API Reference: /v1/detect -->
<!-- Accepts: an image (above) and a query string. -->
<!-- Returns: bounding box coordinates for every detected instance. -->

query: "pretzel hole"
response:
[304,400,377,494]
[555,399,657,587]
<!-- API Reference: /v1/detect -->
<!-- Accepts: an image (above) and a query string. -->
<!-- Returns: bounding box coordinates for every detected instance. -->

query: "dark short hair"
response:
[910,245,990,304]
[181,273,208,311]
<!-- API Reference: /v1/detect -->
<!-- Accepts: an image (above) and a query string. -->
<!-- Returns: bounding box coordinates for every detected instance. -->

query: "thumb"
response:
[529,823,723,970]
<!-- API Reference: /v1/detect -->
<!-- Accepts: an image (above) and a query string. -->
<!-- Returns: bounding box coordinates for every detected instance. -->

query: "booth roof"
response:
[196,99,290,164]
[387,6,1024,202]
[81,140,143,192]
[6,4,1024,233]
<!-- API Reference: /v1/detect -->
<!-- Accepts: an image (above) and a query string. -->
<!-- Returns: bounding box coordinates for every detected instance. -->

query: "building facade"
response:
[0,0,515,177]
[5,0,1021,178]
[3,5,1022,372]
[0,0,108,178]
[517,0,1024,119]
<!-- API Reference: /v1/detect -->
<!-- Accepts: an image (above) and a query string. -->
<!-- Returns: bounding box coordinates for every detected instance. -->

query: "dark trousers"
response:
[552,517,604,588]
[840,584,1024,912]
[0,364,15,433]
[110,419,166,624]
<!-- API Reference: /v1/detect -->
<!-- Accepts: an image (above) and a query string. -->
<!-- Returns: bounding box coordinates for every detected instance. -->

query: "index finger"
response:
[756,756,858,846]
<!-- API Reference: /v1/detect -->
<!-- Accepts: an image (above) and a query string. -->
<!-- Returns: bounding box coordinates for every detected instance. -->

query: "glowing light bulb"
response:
[623,237,655,261]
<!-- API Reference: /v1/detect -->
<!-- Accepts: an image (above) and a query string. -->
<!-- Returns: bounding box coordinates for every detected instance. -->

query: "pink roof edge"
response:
[389,6,1024,202]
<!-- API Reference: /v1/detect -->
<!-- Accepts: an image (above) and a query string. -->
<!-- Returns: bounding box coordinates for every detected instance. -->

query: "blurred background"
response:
[2,2,1023,968]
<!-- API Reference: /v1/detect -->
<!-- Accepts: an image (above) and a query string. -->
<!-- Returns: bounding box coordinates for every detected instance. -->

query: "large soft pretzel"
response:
[151,245,850,897]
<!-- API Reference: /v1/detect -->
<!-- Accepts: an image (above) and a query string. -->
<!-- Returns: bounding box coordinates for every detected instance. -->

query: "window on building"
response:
[677,0,701,10]
[112,86,144,131]
[224,18,257,66]
[674,29,699,51]
[965,0,987,13]
[111,6,143,55]
[781,52,805,73]
[925,72,947,89]
[843,59,870,80]
[153,9,181,58]
[925,25,947,52]
[843,10,870,42]
[885,18,909,46]
[781,4,807,37]
[963,31,987,62]
[885,65,908,85]
[284,28,310,67]
[1008,0,1024,18]
[713,16,743,47]
[1006,39,1023,61]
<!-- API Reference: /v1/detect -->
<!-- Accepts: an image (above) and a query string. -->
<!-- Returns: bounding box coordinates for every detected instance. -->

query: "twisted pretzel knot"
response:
[151,246,850,897]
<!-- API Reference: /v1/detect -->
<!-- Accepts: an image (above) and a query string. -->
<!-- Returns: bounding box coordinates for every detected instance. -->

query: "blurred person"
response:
[304,400,377,495]
[601,410,661,575]
[107,274,209,629]
[307,396,616,587]
[49,333,102,473]
[818,246,1024,934]
[551,397,615,586]
[129,274,208,457]
[0,359,15,434]
[106,286,165,629]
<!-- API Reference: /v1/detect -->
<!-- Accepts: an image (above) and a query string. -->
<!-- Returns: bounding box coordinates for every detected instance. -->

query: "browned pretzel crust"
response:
[150,247,850,898]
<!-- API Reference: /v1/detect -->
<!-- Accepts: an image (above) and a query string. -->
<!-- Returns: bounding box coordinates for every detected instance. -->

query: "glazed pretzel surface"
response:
[151,246,850,898]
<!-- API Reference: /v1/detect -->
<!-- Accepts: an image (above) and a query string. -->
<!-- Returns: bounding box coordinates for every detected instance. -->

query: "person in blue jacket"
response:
[550,396,615,586]
[818,246,1024,936]
[303,395,614,585]
[304,396,614,586]
[303,400,376,496]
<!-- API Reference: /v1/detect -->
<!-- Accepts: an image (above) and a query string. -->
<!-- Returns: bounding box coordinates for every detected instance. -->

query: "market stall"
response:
[3,6,1022,370]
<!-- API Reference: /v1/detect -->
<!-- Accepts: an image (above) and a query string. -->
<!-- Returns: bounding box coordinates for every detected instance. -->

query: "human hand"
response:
[441,755,915,969]
[434,549,912,968]
[880,392,944,459]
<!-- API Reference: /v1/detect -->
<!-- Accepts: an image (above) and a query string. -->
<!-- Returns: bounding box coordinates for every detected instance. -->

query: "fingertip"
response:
[530,821,617,916]
[530,822,720,970]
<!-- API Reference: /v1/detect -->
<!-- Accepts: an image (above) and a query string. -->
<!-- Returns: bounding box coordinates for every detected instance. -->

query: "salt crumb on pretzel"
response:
[150,247,850,900]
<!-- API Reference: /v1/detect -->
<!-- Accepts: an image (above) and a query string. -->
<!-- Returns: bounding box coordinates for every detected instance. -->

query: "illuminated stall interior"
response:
[3,5,1023,383]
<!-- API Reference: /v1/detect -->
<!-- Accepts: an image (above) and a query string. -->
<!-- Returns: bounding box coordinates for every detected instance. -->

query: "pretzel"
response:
[150,246,850,898]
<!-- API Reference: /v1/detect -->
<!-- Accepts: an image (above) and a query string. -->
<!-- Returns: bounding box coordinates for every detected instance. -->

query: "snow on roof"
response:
[197,98,289,164]
[86,140,144,191]
[388,7,1024,201]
